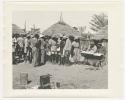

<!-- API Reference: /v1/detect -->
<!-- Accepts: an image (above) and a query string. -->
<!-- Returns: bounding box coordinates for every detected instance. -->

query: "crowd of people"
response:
[12,33,107,67]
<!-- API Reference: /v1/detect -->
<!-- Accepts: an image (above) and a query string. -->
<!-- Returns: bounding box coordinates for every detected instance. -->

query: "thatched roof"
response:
[42,21,80,37]
[12,24,25,35]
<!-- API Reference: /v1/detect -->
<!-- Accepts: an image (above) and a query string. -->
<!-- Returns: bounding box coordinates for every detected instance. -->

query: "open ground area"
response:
[13,62,108,89]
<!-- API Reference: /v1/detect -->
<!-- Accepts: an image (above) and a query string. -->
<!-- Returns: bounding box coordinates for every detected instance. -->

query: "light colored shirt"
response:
[40,38,45,49]
[72,41,80,48]
[48,39,53,45]
[17,37,24,47]
[49,39,57,51]
[64,38,72,51]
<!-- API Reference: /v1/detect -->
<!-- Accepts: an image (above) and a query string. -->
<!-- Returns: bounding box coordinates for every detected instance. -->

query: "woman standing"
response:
[31,34,39,67]
[72,37,81,64]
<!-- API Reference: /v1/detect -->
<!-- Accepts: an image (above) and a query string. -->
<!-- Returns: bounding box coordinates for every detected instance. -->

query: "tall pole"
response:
[24,20,26,33]
[33,24,35,30]
[60,12,63,22]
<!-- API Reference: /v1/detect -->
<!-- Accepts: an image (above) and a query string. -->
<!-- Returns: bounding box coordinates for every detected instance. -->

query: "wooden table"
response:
[81,51,104,67]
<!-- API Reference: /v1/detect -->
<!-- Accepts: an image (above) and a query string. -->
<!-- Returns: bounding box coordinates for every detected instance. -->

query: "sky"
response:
[13,11,102,33]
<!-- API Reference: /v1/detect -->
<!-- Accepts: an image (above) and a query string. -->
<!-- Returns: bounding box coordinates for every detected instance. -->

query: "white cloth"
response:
[24,38,28,53]
[89,45,97,53]
[49,39,57,52]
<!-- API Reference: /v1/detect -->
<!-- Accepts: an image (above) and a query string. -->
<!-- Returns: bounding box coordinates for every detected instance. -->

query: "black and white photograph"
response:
[12,11,108,89]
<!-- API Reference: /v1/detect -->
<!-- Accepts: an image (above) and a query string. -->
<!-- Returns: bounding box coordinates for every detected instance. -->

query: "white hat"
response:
[40,34,44,38]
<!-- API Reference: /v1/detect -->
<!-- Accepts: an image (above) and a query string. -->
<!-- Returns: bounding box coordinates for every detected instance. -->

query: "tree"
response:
[89,13,108,32]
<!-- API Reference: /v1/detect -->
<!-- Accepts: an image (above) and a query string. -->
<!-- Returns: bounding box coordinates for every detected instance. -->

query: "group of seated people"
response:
[12,33,107,67]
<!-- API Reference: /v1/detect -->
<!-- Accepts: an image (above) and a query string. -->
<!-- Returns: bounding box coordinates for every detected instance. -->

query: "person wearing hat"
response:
[17,34,24,62]
[87,40,97,53]
[63,35,74,65]
[32,34,40,67]
[44,36,51,62]
[49,36,57,64]
[26,36,32,63]
[56,35,64,64]
[39,34,46,65]
[71,37,80,64]
[59,36,66,65]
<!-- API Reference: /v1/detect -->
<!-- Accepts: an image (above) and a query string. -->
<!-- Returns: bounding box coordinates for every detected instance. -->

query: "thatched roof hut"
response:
[42,21,80,37]
[12,24,25,35]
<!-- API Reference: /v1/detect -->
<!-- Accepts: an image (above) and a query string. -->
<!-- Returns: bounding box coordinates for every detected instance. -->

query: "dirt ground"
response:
[13,62,108,89]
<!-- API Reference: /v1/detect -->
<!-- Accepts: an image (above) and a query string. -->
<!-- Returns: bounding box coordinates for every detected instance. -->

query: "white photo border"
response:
[4,1,122,97]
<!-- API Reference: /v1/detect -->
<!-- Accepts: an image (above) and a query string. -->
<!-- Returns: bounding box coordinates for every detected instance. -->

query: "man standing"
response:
[63,35,74,65]
[26,36,32,63]
[31,34,39,67]
[60,36,66,65]
[39,34,46,65]
[17,35,24,61]
[49,37,57,64]
[24,36,28,62]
